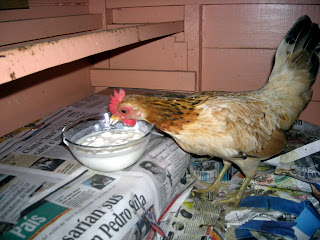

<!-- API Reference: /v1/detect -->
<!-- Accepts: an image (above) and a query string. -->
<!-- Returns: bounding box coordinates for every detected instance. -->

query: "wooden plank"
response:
[89,0,108,29]
[90,69,196,91]
[203,4,320,49]
[0,6,88,21]
[0,59,93,137]
[136,21,183,40]
[299,101,320,126]
[313,75,320,102]
[0,14,102,46]
[185,5,201,91]
[0,0,28,10]
[0,21,184,85]
[29,0,87,4]
[202,48,320,100]
[107,0,320,8]
[94,86,108,93]
[107,24,185,41]
[112,6,184,23]
[109,37,187,71]
[202,48,275,92]
[0,0,89,22]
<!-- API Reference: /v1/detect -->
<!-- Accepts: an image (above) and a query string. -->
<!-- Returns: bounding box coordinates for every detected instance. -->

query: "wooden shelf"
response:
[0,14,103,46]
[0,21,184,85]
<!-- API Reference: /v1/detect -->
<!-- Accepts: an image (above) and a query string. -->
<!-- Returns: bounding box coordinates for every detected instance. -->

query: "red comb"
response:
[109,89,126,114]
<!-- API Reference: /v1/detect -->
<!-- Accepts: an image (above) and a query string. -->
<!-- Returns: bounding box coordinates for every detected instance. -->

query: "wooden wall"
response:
[0,0,319,137]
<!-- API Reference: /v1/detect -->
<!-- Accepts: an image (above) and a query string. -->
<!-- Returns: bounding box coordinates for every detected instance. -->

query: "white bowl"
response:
[62,113,153,171]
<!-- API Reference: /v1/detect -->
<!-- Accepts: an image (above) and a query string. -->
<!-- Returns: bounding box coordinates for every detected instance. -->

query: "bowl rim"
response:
[62,113,154,150]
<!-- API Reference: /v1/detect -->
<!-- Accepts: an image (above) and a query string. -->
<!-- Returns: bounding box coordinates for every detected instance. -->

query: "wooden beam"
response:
[107,0,320,8]
[185,5,201,91]
[112,6,184,23]
[0,21,184,84]
[0,5,88,22]
[90,69,196,91]
[0,14,102,46]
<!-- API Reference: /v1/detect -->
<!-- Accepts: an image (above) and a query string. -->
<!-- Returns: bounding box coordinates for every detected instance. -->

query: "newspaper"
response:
[158,196,224,240]
[262,121,320,208]
[263,120,320,167]
[274,141,320,184]
[0,92,191,240]
[0,154,86,224]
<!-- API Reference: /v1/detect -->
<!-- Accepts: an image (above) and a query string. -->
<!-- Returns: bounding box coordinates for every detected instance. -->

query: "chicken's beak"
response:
[110,115,121,125]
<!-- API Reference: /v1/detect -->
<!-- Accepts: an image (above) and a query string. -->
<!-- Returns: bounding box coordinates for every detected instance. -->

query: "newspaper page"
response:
[0,153,86,224]
[0,134,190,240]
[161,197,224,240]
[252,166,320,211]
[131,137,190,213]
[0,170,157,240]
[274,142,320,184]
[263,120,320,167]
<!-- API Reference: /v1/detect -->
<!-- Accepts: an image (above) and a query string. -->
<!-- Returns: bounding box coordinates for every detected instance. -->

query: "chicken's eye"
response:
[121,109,127,114]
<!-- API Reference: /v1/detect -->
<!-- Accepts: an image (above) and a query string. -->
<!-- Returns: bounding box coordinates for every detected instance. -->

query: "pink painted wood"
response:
[0,0,88,22]
[0,14,102,46]
[202,48,275,91]
[108,37,187,71]
[90,69,196,91]
[0,59,93,137]
[0,21,184,85]
[112,6,184,23]
[107,0,320,8]
[203,4,320,49]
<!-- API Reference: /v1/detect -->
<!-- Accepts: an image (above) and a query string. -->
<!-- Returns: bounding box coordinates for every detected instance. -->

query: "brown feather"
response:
[117,91,286,160]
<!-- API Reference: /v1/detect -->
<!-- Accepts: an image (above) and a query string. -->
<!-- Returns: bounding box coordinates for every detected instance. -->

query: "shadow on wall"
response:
[0,58,92,99]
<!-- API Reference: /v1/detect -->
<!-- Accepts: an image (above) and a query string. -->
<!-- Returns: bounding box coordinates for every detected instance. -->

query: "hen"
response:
[109,15,320,207]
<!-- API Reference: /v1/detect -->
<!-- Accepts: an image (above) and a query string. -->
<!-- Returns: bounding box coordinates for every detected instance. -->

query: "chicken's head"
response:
[109,89,142,126]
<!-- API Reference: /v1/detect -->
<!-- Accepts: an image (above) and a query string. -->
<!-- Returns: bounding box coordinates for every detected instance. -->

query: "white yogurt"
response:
[77,129,144,147]
[72,128,149,171]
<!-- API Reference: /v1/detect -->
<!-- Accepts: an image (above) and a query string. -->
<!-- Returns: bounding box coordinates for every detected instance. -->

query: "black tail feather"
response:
[264,15,320,129]
[284,15,320,78]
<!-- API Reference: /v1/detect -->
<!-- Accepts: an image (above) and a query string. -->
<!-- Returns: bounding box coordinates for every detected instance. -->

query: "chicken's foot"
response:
[193,161,232,197]
[213,177,252,208]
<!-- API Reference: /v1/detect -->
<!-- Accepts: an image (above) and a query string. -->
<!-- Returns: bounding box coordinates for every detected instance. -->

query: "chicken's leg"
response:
[214,177,252,207]
[193,161,232,197]
[213,157,260,207]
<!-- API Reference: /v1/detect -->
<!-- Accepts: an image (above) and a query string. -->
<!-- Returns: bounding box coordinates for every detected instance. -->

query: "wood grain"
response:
[112,6,184,23]
[107,0,320,8]
[0,14,102,46]
[90,69,196,91]
[109,37,187,71]
[203,4,320,49]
